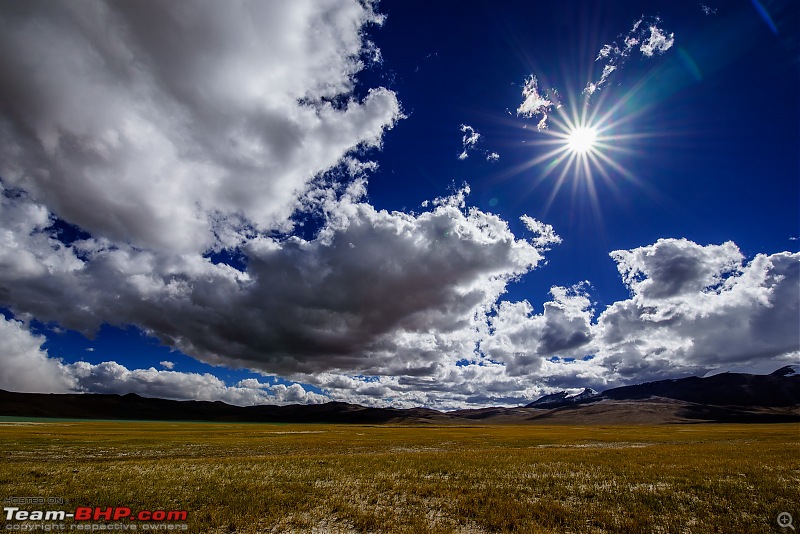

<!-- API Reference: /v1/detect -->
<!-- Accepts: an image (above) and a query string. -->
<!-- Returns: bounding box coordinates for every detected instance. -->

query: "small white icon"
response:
[778,512,795,530]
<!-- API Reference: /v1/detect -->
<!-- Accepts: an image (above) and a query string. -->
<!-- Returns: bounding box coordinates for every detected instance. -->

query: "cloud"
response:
[68,360,328,406]
[480,284,594,377]
[595,239,799,381]
[0,0,400,254]
[2,238,796,408]
[457,125,501,162]
[0,0,563,408]
[0,182,555,380]
[639,26,677,57]
[584,16,675,97]
[0,315,76,393]
[476,239,799,393]
[610,239,743,300]
[159,361,175,370]
[516,76,560,130]
[520,216,562,250]
[701,4,718,16]
[0,311,322,405]
[4,178,796,408]
[458,124,481,160]
[1,181,797,408]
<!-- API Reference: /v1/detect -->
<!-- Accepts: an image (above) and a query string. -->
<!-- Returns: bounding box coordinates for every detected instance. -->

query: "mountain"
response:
[771,364,800,377]
[0,367,798,424]
[526,388,598,408]
[526,368,800,408]
[599,369,800,407]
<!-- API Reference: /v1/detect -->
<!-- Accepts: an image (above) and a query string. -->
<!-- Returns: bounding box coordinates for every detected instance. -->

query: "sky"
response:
[0,0,798,410]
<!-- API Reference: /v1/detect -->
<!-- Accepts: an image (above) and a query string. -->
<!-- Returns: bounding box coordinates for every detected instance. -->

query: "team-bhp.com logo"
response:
[4,506,188,530]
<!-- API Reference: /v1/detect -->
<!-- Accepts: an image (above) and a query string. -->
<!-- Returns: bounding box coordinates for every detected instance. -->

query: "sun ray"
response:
[516,89,645,228]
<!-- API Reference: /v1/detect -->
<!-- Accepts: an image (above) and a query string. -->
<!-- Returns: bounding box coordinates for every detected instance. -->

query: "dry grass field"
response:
[1,420,798,533]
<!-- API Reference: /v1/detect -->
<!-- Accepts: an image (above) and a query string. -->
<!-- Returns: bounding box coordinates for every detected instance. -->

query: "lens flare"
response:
[566,126,598,154]
[505,88,649,225]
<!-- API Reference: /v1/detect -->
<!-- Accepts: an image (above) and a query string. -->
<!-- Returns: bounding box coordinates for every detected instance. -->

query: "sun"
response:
[508,94,644,223]
[566,126,598,154]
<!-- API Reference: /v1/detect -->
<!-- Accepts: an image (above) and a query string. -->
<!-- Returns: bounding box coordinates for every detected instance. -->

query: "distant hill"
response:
[525,366,800,409]
[0,391,448,424]
[0,367,798,424]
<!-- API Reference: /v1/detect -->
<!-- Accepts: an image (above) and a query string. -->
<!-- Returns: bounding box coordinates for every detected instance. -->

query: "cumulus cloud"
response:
[0,315,76,393]
[0,0,567,408]
[0,318,327,405]
[480,284,594,376]
[68,361,327,406]
[476,239,799,393]
[2,178,797,408]
[584,16,675,97]
[2,238,797,408]
[0,181,556,378]
[0,0,400,253]
[595,239,799,381]
[159,361,175,370]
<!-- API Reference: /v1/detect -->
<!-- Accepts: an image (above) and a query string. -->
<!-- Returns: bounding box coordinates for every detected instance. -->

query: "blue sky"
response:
[0,0,797,409]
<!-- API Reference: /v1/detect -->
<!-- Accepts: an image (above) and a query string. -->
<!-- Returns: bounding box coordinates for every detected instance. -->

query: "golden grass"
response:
[1,421,798,533]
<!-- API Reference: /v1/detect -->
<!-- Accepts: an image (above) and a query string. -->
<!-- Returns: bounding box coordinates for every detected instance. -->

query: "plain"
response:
[1,421,798,533]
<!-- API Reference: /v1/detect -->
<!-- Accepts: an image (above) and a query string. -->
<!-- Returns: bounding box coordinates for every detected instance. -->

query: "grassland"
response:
[0,421,798,533]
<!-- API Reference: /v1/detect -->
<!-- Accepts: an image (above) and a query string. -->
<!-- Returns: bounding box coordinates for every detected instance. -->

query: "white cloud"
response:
[68,360,327,406]
[516,76,559,130]
[1,180,797,408]
[520,216,562,250]
[2,235,797,409]
[0,0,400,254]
[701,5,718,16]
[159,361,175,370]
[458,124,481,160]
[0,315,76,393]
[457,125,501,162]
[594,240,799,381]
[480,284,594,376]
[610,239,742,301]
[639,26,676,57]
[584,16,675,97]
[0,315,327,405]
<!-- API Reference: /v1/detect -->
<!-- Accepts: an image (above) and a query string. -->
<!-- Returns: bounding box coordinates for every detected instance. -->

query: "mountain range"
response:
[1,366,798,425]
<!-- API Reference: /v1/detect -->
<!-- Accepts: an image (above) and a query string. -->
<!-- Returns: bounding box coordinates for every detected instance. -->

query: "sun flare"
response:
[511,92,644,223]
[566,126,598,154]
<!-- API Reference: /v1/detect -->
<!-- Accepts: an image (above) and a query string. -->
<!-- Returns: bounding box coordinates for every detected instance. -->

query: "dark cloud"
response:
[0,182,555,378]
